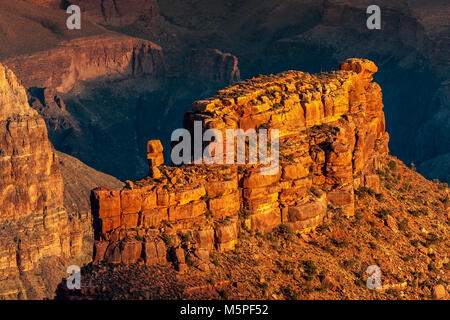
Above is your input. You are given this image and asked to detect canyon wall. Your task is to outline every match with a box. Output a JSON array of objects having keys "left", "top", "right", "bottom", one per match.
[
  {"left": 185, "top": 49, "right": 241, "bottom": 84},
  {"left": 25, "top": 0, "right": 63, "bottom": 9},
  {"left": 3, "top": 35, "right": 165, "bottom": 93},
  {"left": 320, "top": 0, "right": 448, "bottom": 73},
  {"left": 68, "top": 0, "right": 160, "bottom": 26},
  {"left": 0, "top": 64, "right": 88, "bottom": 299},
  {"left": 91, "top": 58, "right": 389, "bottom": 272},
  {"left": 26, "top": 0, "right": 160, "bottom": 25}
]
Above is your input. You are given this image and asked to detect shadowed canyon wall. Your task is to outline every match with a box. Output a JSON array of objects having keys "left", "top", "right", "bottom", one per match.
[{"left": 4, "top": 0, "right": 448, "bottom": 184}]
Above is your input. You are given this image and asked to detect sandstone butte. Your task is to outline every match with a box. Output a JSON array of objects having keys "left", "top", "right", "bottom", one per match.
[
  {"left": 0, "top": 64, "right": 91, "bottom": 299},
  {"left": 91, "top": 58, "right": 390, "bottom": 272}
]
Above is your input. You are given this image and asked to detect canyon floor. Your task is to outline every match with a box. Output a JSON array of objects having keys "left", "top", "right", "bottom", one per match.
[{"left": 58, "top": 157, "right": 449, "bottom": 300}]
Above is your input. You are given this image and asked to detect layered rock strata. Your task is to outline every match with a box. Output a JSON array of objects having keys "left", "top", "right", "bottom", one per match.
[
  {"left": 68, "top": 0, "right": 160, "bottom": 27},
  {"left": 185, "top": 49, "right": 241, "bottom": 84},
  {"left": 91, "top": 59, "right": 389, "bottom": 271},
  {"left": 3, "top": 35, "right": 164, "bottom": 93},
  {"left": 0, "top": 64, "right": 87, "bottom": 298}
]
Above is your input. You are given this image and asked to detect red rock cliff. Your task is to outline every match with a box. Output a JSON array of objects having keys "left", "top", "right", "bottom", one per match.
[
  {"left": 68, "top": 0, "right": 160, "bottom": 26},
  {"left": 91, "top": 58, "right": 389, "bottom": 272},
  {"left": 3, "top": 35, "right": 165, "bottom": 93},
  {"left": 0, "top": 64, "right": 86, "bottom": 299}
]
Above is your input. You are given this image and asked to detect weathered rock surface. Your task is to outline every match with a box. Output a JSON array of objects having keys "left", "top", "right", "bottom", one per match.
[
  {"left": 185, "top": 49, "right": 240, "bottom": 85},
  {"left": 68, "top": 0, "right": 160, "bottom": 27},
  {"left": 0, "top": 0, "right": 108, "bottom": 59},
  {"left": 0, "top": 64, "right": 79, "bottom": 298},
  {"left": 0, "top": 64, "right": 124, "bottom": 299},
  {"left": 4, "top": 35, "right": 164, "bottom": 94},
  {"left": 91, "top": 59, "right": 389, "bottom": 269},
  {"left": 25, "top": 0, "right": 63, "bottom": 8},
  {"left": 57, "top": 156, "right": 450, "bottom": 300}
]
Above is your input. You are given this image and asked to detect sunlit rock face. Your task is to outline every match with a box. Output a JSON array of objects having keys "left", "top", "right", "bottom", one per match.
[
  {"left": 3, "top": 35, "right": 165, "bottom": 94},
  {"left": 0, "top": 64, "right": 87, "bottom": 299},
  {"left": 91, "top": 59, "right": 389, "bottom": 271}
]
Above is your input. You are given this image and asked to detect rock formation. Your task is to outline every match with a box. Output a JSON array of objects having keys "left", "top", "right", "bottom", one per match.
[
  {"left": 4, "top": 35, "right": 165, "bottom": 94},
  {"left": 91, "top": 59, "right": 389, "bottom": 270},
  {"left": 0, "top": 64, "right": 81, "bottom": 298},
  {"left": 0, "top": 63, "right": 126, "bottom": 299},
  {"left": 25, "top": 0, "right": 63, "bottom": 9},
  {"left": 68, "top": 0, "right": 160, "bottom": 26},
  {"left": 185, "top": 49, "right": 241, "bottom": 84}
]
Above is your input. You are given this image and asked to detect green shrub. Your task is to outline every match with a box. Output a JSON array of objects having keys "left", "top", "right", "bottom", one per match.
[
  {"left": 239, "top": 208, "right": 249, "bottom": 219},
  {"left": 301, "top": 260, "right": 317, "bottom": 276},
  {"left": 356, "top": 187, "right": 375, "bottom": 198},
  {"left": 162, "top": 234, "right": 172, "bottom": 246},
  {"left": 388, "top": 160, "right": 397, "bottom": 171},
  {"left": 281, "top": 285, "right": 300, "bottom": 300},
  {"left": 398, "top": 218, "right": 409, "bottom": 232}
]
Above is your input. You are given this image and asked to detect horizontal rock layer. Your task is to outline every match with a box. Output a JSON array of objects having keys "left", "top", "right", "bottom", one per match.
[
  {"left": 0, "top": 64, "right": 86, "bottom": 299},
  {"left": 3, "top": 35, "right": 164, "bottom": 93},
  {"left": 91, "top": 58, "right": 389, "bottom": 270},
  {"left": 68, "top": 0, "right": 160, "bottom": 26}
]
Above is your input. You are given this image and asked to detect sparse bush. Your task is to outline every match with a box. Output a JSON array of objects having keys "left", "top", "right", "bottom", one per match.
[
  {"left": 356, "top": 187, "right": 375, "bottom": 198},
  {"left": 281, "top": 260, "right": 295, "bottom": 275},
  {"left": 310, "top": 186, "right": 322, "bottom": 198},
  {"left": 185, "top": 255, "right": 195, "bottom": 267},
  {"left": 278, "top": 224, "right": 292, "bottom": 235},
  {"left": 162, "top": 233, "right": 172, "bottom": 246},
  {"left": 180, "top": 233, "right": 191, "bottom": 243},
  {"left": 241, "top": 221, "right": 250, "bottom": 232},
  {"left": 261, "top": 282, "right": 269, "bottom": 290},
  {"left": 410, "top": 239, "right": 420, "bottom": 248},
  {"left": 218, "top": 289, "right": 228, "bottom": 300},
  {"left": 426, "top": 233, "right": 441, "bottom": 246},
  {"left": 438, "top": 182, "right": 448, "bottom": 191},
  {"left": 285, "top": 153, "right": 295, "bottom": 162},
  {"left": 375, "top": 193, "right": 384, "bottom": 201},
  {"left": 81, "top": 263, "right": 93, "bottom": 274},
  {"left": 355, "top": 211, "right": 364, "bottom": 221},
  {"left": 210, "top": 255, "right": 220, "bottom": 267},
  {"left": 388, "top": 160, "right": 397, "bottom": 171},
  {"left": 398, "top": 218, "right": 409, "bottom": 232},
  {"left": 281, "top": 285, "right": 300, "bottom": 300},
  {"left": 332, "top": 237, "right": 349, "bottom": 248},
  {"left": 239, "top": 208, "right": 249, "bottom": 219},
  {"left": 301, "top": 260, "right": 317, "bottom": 276}
]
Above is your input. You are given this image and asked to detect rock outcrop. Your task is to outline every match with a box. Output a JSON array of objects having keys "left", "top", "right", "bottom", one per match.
[
  {"left": 0, "top": 64, "right": 87, "bottom": 298},
  {"left": 0, "top": 63, "right": 127, "bottom": 299},
  {"left": 185, "top": 49, "right": 241, "bottom": 85},
  {"left": 91, "top": 58, "right": 389, "bottom": 269}
]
